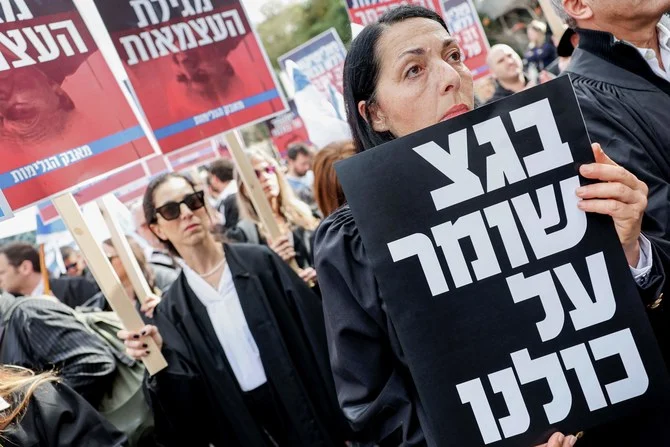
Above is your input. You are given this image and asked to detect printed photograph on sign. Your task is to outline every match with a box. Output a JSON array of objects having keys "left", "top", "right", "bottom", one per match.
[
  {"left": 94, "top": 0, "right": 287, "bottom": 153},
  {"left": 334, "top": 77, "right": 670, "bottom": 446},
  {"left": 345, "top": 0, "right": 443, "bottom": 26},
  {"left": 441, "top": 0, "right": 489, "bottom": 79},
  {"left": 278, "top": 28, "right": 346, "bottom": 95},
  {"left": 0, "top": 0, "right": 154, "bottom": 213}
]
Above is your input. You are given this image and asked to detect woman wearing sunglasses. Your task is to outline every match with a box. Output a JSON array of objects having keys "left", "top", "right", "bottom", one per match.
[
  {"left": 230, "top": 150, "right": 320, "bottom": 285},
  {"left": 314, "top": 6, "right": 665, "bottom": 447},
  {"left": 116, "top": 172, "right": 352, "bottom": 446}
]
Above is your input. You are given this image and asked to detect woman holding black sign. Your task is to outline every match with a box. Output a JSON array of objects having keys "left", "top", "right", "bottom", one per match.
[{"left": 314, "top": 6, "right": 665, "bottom": 447}]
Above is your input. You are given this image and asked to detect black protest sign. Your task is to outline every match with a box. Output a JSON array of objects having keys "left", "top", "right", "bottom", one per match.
[{"left": 336, "top": 76, "right": 670, "bottom": 446}]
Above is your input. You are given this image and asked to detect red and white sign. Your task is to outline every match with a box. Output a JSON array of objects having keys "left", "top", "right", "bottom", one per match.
[
  {"left": 93, "top": 0, "right": 287, "bottom": 153},
  {"left": 167, "top": 140, "right": 220, "bottom": 172},
  {"left": 38, "top": 154, "right": 170, "bottom": 223},
  {"left": 0, "top": 0, "right": 154, "bottom": 219},
  {"left": 345, "top": 0, "right": 443, "bottom": 26}
]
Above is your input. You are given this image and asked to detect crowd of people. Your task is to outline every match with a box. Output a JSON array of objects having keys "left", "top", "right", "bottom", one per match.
[{"left": 0, "top": 0, "right": 668, "bottom": 446}]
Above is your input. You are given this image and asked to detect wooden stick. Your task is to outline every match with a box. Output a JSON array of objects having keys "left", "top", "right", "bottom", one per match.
[
  {"left": 537, "top": 0, "right": 566, "bottom": 36},
  {"left": 38, "top": 244, "right": 52, "bottom": 296},
  {"left": 224, "top": 132, "right": 301, "bottom": 274},
  {"left": 98, "top": 195, "right": 153, "bottom": 305},
  {"left": 52, "top": 193, "right": 167, "bottom": 375}
]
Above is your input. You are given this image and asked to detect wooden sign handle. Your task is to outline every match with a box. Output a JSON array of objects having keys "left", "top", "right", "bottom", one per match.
[
  {"left": 98, "top": 195, "right": 154, "bottom": 304},
  {"left": 52, "top": 193, "right": 167, "bottom": 376},
  {"left": 225, "top": 132, "right": 302, "bottom": 274},
  {"left": 38, "top": 244, "right": 52, "bottom": 296},
  {"left": 537, "top": 0, "right": 567, "bottom": 36}
]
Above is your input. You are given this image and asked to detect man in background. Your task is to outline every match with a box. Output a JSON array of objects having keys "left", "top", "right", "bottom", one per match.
[
  {"left": 1, "top": 243, "right": 99, "bottom": 308},
  {"left": 550, "top": 1, "right": 670, "bottom": 444},
  {"left": 206, "top": 158, "right": 239, "bottom": 230},
  {"left": 285, "top": 143, "right": 316, "bottom": 209},
  {"left": 485, "top": 44, "right": 530, "bottom": 103},
  {"left": 60, "top": 245, "right": 93, "bottom": 280}
]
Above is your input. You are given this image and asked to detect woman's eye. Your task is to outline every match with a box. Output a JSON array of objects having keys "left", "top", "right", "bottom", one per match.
[
  {"left": 448, "top": 50, "right": 463, "bottom": 62},
  {"left": 406, "top": 65, "right": 422, "bottom": 79}
]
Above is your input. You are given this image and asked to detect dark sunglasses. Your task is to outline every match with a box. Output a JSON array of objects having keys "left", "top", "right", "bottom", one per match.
[
  {"left": 255, "top": 165, "right": 276, "bottom": 179},
  {"left": 65, "top": 262, "right": 78, "bottom": 271},
  {"left": 154, "top": 191, "right": 205, "bottom": 221}
]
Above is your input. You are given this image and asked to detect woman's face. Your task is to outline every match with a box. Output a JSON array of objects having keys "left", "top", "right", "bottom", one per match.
[
  {"left": 150, "top": 177, "right": 210, "bottom": 251},
  {"left": 102, "top": 243, "right": 126, "bottom": 283},
  {"left": 527, "top": 27, "right": 542, "bottom": 44},
  {"left": 251, "top": 157, "right": 280, "bottom": 201},
  {"left": 361, "top": 17, "right": 474, "bottom": 139}
]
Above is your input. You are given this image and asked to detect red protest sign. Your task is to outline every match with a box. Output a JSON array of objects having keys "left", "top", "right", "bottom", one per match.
[
  {"left": 94, "top": 0, "right": 287, "bottom": 153},
  {"left": 264, "top": 100, "right": 310, "bottom": 156},
  {"left": 167, "top": 140, "right": 219, "bottom": 172},
  {"left": 38, "top": 154, "right": 170, "bottom": 223},
  {"left": 442, "top": 0, "right": 490, "bottom": 79},
  {"left": 0, "top": 0, "right": 154, "bottom": 216},
  {"left": 115, "top": 155, "right": 170, "bottom": 205},
  {"left": 345, "top": 0, "right": 443, "bottom": 26}
]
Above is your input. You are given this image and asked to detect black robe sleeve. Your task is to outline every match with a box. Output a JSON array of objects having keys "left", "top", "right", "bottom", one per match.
[
  {"left": 571, "top": 78, "right": 669, "bottom": 314},
  {"left": 4, "top": 381, "right": 127, "bottom": 447},
  {"left": 144, "top": 308, "right": 223, "bottom": 447},
  {"left": 314, "top": 207, "right": 425, "bottom": 446}
]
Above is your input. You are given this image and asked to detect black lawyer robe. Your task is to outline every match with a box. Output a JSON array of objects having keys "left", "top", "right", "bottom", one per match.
[
  {"left": 3, "top": 381, "right": 128, "bottom": 447},
  {"left": 145, "top": 243, "right": 352, "bottom": 446}
]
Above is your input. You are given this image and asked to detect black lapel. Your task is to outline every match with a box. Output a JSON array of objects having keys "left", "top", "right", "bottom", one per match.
[{"left": 226, "top": 245, "right": 329, "bottom": 446}]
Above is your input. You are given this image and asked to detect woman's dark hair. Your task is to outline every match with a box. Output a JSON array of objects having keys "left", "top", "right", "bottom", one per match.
[
  {"left": 344, "top": 5, "right": 449, "bottom": 152},
  {"left": 142, "top": 172, "right": 198, "bottom": 256}
]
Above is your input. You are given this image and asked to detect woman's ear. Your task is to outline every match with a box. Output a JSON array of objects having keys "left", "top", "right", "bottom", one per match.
[
  {"left": 562, "top": 0, "right": 593, "bottom": 23},
  {"left": 358, "top": 100, "right": 390, "bottom": 133}
]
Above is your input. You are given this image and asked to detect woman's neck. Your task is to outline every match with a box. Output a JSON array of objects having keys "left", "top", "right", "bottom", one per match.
[{"left": 179, "top": 238, "right": 225, "bottom": 275}]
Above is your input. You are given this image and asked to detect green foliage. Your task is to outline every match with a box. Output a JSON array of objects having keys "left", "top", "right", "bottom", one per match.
[{"left": 257, "top": 0, "right": 351, "bottom": 70}]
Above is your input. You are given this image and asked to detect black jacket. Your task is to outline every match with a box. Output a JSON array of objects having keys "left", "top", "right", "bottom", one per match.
[
  {"left": 566, "top": 24, "right": 670, "bottom": 348},
  {"left": 0, "top": 294, "right": 117, "bottom": 408},
  {"left": 145, "top": 243, "right": 351, "bottom": 446},
  {"left": 3, "top": 381, "right": 127, "bottom": 447},
  {"left": 217, "top": 193, "right": 240, "bottom": 230},
  {"left": 49, "top": 276, "right": 100, "bottom": 309},
  {"left": 486, "top": 77, "right": 530, "bottom": 105},
  {"left": 563, "top": 21, "right": 670, "bottom": 447}
]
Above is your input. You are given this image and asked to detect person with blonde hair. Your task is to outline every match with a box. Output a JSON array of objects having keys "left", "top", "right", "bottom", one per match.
[
  {"left": 0, "top": 366, "right": 127, "bottom": 446},
  {"left": 231, "top": 150, "right": 319, "bottom": 284},
  {"left": 312, "top": 141, "right": 357, "bottom": 217}
]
